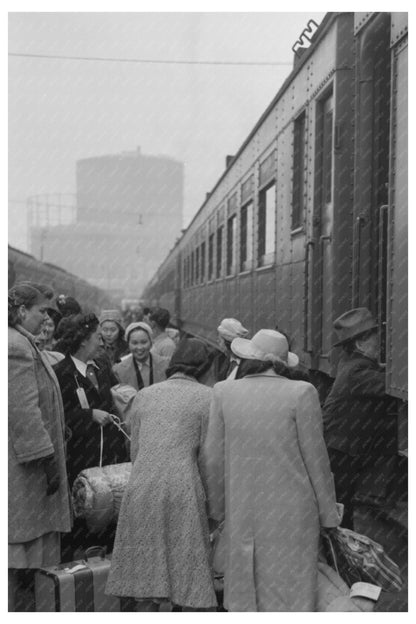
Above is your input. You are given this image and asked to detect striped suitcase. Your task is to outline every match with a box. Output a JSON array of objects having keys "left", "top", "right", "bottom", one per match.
[{"left": 35, "top": 547, "right": 134, "bottom": 612}]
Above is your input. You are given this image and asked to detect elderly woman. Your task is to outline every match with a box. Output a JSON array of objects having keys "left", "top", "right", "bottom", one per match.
[
  {"left": 98, "top": 309, "right": 129, "bottom": 365},
  {"left": 112, "top": 321, "right": 169, "bottom": 391},
  {"left": 200, "top": 330, "right": 340, "bottom": 612},
  {"left": 8, "top": 284, "right": 71, "bottom": 610},
  {"left": 106, "top": 338, "right": 217, "bottom": 612},
  {"left": 53, "top": 312, "right": 129, "bottom": 560}
]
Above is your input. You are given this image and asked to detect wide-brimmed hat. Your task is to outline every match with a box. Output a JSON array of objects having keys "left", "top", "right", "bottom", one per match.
[
  {"left": 231, "top": 329, "right": 299, "bottom": 367},
  {"left": 125, "top": 321, "right": 153, "bottom": 343},
  {"left": 217, "top": 318, "right": 248, "bottom": 342},
  {"left": 99, "top": 309, "right": 123, "bottom": 326},
  {"left": 333, "top": 308, "right": 378, "bottom": 347}
]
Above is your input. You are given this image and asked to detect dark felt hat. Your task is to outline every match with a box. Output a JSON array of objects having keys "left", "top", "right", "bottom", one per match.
[{"left": 333, "top": 307, "right": 378, "bottom": 347}]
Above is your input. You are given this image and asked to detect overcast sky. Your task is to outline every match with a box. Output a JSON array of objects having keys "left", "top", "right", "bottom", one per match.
[{"left": 8, "top": 11, "right": 326, "bottom": 252}]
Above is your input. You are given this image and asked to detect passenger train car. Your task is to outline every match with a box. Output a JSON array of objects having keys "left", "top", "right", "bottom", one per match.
[
  {"left": 8, "top": 245, "right": 115, "bottom": 313},
  {"left": 142, "top": 12, "right": 408, "bottom": 425}
]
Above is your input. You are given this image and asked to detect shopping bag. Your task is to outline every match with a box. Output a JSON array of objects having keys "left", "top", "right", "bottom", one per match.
[{"left": 321, "top": 527, "right": 402, "bottom": 592}]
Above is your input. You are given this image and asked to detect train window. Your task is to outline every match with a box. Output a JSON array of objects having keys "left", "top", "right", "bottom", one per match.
[
  {"left": 191, "top": 251, "right": 195, "bottom": 286},
  {"left": 292, "top": 111, "right": 306, "bottom": 230},
  {"left": 226, "top": 214, "right": 237, "bottom": 276},
  {"left": 258, "top": 182, "right": 276, "bottom": 267},
  {"left": 240, "top": 201, "right": 253, "bottom": 272},
  {"left": 216, "top": 225, "right": 223, "bottom": 278},
  {"left": 195, "top": 246, "right": 200, "bottom": 283},
  {"left": 208, "top": 233, "right": 214, "bottom": 281},
  {"left": 200, "top": 241, "right": 206, "bottom": 283},
  {"left": 183, "top": 257, "right": 187, "bottom": 288},
  {"left": 323, "top": 105, "right": 333, "bottom": 203}
]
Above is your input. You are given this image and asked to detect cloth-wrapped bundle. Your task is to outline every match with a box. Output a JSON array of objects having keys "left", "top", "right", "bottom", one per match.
[{"left": 72, "top": 463, "right": 132, "bottom": 533}]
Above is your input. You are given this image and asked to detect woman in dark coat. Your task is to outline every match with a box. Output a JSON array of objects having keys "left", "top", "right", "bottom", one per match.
[{"left": 53, "top": 312, "right": 129, "bottom": 560}]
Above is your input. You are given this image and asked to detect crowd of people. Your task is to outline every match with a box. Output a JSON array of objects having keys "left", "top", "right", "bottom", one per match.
[{"left": 8, "top": 281, "right": 400, "bottom": 612}]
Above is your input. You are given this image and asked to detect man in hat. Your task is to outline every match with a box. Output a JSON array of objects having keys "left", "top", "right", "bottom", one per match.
[
  {"left": 214, "top": 318, "right": 249, "bottom": 382},
  {"left": 323, "top": 308, "right": 398, "bottom": 529}
]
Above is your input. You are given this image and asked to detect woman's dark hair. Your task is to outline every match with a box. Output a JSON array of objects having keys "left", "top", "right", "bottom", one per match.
[
  {"left": 166, "top": 337, "right": 213, "bottom": 380},
  {"left": 55, "top": 312, "right": 99, "bottom": 355},
  {"left": 46, "top": 307, "right": 62, "bottom": 329},
  {"left": 237, "top": 358, "right": 309, "bottom": 382},
  {"left": 8, "top": 284, "right": 45, "bottom": 327},
  {"left": 17, "top": 281, "right": 54, "bottom": 300},
  {"left": 56, "top": 294, "right": 82, "bottom": 317}
]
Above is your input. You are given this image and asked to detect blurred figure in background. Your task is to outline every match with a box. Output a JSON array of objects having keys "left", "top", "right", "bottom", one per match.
[
  {"left": 214, "top": 318, "right": 249, "bottom": 381},
  {"left": 56, "top": 294, "right": 82, "bottom": 318},
  {"left": 99, "top": 309, "right": 129, "bottom": 365},
  {"left": 8, "top": 283, "right": 71, "bottom": 611},
  {"left": 149, "top": 307, "right": 176, "bottom": 359}
]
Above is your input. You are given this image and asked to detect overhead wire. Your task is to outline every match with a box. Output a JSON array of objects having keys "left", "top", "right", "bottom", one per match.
[{"left": 9, "top": 51, "right": 293, "bottom": 67}]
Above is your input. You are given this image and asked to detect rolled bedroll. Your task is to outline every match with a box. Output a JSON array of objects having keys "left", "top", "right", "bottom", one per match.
[{"left": 72, "top": 462, "right": 132, "bottom": 533}]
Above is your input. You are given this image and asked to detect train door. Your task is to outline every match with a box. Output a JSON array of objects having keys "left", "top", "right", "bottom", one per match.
[{"left": 310, "top": 89, "right": 335, "bottom": 374}]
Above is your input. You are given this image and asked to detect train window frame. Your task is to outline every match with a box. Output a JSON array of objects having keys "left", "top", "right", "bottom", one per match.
[
  {"left": 208, "top": 232, "right": 215, "bottom": 282},
  {"left": 226, "top": 213, "right": 237, "bottom": 276},
  {"left": 257, "top": 180, "right": 276, "bottom": 268},
  {"left": 292, "top": 110, "right": 306, "bottom": 233},
  {"left": 195, "top": 246, "right": 200, "bottom": 284},
  {"left": 216, "top": 225, "right": 224, "bottom": 279},
  {"left": 240, "top": 199, "right": 254, "bottom": 273},
  {"left": 200, "top": 241, "right": 206, "bottom": 284}
]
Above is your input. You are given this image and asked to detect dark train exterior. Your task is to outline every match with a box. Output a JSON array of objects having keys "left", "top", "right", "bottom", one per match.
[
  {"left": 142, "top": 13, "right": 407, "bottom": 420},
  {"left": 8, "top": 245, "right": 115, "bottom": 313}
]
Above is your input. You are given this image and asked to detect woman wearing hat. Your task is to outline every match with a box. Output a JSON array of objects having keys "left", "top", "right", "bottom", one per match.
[
  {"left": 200, "top": 329, "right": 340, "bottom": 612},
  {"left": 112, "top": 322, "right": 169, "bottom": 391},
  {"left": 323, "top": 308, "right": 398, "bottom": 530},
  {"left": 106, "top": 338, "right": 217, "bottom": 612},
  {"left": 98, "top": 309, "right": 129, "bottom": 365}
]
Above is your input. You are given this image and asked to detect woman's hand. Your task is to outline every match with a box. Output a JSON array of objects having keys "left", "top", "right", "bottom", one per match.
[
  {"left": 42, "top": 455, "right": 60, "bottom": 496},
  {"left": 92, "top": 409, "right": 112, "bottom": 426}
]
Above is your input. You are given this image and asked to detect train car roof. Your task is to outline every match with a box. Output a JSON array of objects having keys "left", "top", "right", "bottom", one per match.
[{"left": 182, "top": 12, "right": 337, "bottom": 237}]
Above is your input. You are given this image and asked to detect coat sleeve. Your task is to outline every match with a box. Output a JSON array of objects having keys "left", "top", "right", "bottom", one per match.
[
  {"left": 129, "top": 394, "right": 143, "bottom": 463},
  {"left": 199, "top": 384, "right": 226, "bottom": 523},
  {"left": 348, "top": 363, "right": 386, "bottom": 398},
  {"left": 8, "top": 340, "right": 55, "bottom": 463},
  {"left": 295, "top": 383, "right": 340, "bottom": 527}
]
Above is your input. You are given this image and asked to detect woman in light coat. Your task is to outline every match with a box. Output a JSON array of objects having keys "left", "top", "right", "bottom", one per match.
[
  {"left": 106, "top": 338, "right": 217, "bottom": 611},
  {"left": 112, "top": 322, "right": 169, "bottom": 391},
  {"left": 200, "top": 330, "right": 340, "bottom": 612},
  {"left": 8, "top": 284, "right": 72, "bottom": 610}
]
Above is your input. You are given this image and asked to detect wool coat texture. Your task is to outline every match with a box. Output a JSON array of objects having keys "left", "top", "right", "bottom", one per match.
[
  {"left": 53, "top": 355, "right": 129, "bottom": 487},
  {"left": 106, "top": 375, "right": 217, "bottom": 609},
  {"left": 8, "top": 326, "right": 72, "bottom": 546},
  {"left": 199, "top": 370, "right": 340, "bottom": 612},
  {"left": 112, "top": 352, "right": 169, "bottom": 391}
]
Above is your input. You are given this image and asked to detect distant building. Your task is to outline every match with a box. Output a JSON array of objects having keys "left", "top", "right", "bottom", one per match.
[{"left": 29, "top": 148, "right": 184, "bottom": 300}]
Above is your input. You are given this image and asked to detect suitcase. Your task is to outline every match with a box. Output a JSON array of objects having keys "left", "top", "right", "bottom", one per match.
[{"left": 35, "top": 546, "right": 134, "bottom": 612}]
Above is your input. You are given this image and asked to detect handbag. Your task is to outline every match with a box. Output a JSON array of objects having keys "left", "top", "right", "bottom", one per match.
[{"left": 321, "top": 527, "right": 402, "bottom": 592}]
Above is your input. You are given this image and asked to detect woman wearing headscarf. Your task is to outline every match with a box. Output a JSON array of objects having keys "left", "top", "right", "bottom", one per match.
[
  {"left": 8, "top": 284, "right": 71, "bottom": 610},
  {"left": 200, "top": 330, "right": 340, "bottom": 612},
  {"left": 106, "top": 338, "right": 217, "bottom": 612},
  {"left": 53, "top": 312, "right": 129, "bottom": 560},
  {"left": 98, "top": 309, "right": 129, "bottom": 365},
  {"left": 112, "top": 321, "right": 169, "bottom": 391}
]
